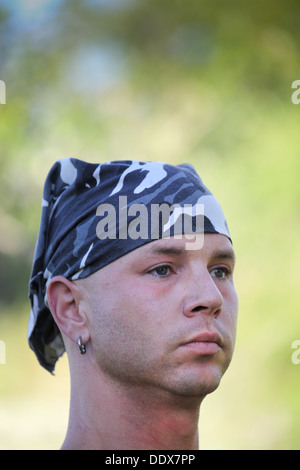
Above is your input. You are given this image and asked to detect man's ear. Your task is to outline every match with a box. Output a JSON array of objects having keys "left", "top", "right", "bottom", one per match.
[{"left": 47, "top": 276, "right": 89, "bottom": 346}]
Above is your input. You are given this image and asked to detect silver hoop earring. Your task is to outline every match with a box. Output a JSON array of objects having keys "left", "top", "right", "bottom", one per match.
[{"left": 77, "top": 336, "right": 86, "bottom": 355}]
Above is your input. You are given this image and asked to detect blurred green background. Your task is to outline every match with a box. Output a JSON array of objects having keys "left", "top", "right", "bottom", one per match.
[{"left": 0, "top": 0, "right": 300, "bottom": 450}]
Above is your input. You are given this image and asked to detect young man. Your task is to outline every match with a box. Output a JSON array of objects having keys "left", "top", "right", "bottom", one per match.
[{"left": 28, "top": 158, "right": 238, "bottom": 450}]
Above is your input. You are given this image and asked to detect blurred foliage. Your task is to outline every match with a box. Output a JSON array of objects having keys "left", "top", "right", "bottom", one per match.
[{"left": 0, "top": 0, "right": 300, "bottom": 449}]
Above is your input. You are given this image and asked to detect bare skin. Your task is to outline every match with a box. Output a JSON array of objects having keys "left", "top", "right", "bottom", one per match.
[{"left": 47, "top": 234, "right": 238, "bottom": 450}]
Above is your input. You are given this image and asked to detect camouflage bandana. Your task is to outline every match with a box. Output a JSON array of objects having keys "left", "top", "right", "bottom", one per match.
[{"left": 28, "top": 158, "right": 231, "bottom": 373}]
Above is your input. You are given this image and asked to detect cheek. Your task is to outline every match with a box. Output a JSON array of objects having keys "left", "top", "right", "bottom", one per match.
[
  {"left": 89, "top": 294, "right": 132, "bottom": 348},
  {"left": 230, "top": 285, "right": 239, "bottom": 325},
  {"left": 88, "top": 303, "right": 171, "bottom": 385},
  {"left": 88, "top": 288, "right": 163, "bottom": 367},
  {"left": 222, "top": 285, "right": 239, "bottom": 347}
]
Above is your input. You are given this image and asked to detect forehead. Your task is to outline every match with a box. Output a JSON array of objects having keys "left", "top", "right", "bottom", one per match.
[{"left": 111, "top": 233, "right": 235, "bottom": 267}]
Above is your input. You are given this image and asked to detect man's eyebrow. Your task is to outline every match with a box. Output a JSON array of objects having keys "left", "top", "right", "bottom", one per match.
[
  {"left": 210, "top": 249, "right": 236, "bottom": 264},
  {"left": 148, "top": 246, "right": 187, "bottom": 257},
  {"left": 145, "top": 244, "right": 236, "bottom": 262}
]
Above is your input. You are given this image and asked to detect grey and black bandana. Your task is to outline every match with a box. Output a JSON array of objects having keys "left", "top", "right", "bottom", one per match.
[{"left": 28, "top": 158, "right": 231, "bottom": 373}]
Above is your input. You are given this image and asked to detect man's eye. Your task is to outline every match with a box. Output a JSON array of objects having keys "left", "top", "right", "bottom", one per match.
[
  {"left": 147, "top": 265, "right": 172, "bottom": 277},
  {"left": 153, "top": 265, "right": 170, "bottom": 277},
  {"left": 211, "top": 267, "right": 229, "bottom": 279}
]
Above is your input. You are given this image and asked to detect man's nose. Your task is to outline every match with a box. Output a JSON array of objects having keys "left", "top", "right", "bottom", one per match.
[{"left": 182, "top": 270, "right": 224, "bottom": 319}]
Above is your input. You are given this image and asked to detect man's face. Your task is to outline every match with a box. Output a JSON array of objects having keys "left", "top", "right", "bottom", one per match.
[{"left": 79, "top": 233, "right": 238, "bottom": 399}]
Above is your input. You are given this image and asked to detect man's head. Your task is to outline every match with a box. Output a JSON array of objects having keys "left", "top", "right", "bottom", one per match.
[{"left": 28, "top": 158, "right": 237, "bottom": 387}]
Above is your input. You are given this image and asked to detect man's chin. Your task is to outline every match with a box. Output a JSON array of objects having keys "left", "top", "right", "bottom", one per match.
[{"left": 165, "top": 368, "right": 224, "bottom": 399}]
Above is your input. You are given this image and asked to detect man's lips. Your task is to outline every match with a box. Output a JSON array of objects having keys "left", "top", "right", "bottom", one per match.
[{"left": 179, "top": 331, "right": 223, "bottom": 355}]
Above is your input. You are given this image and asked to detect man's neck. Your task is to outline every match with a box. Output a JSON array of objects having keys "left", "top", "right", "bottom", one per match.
[{"left": 62, "top": 369, "right": 202, "bottom": 450}]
